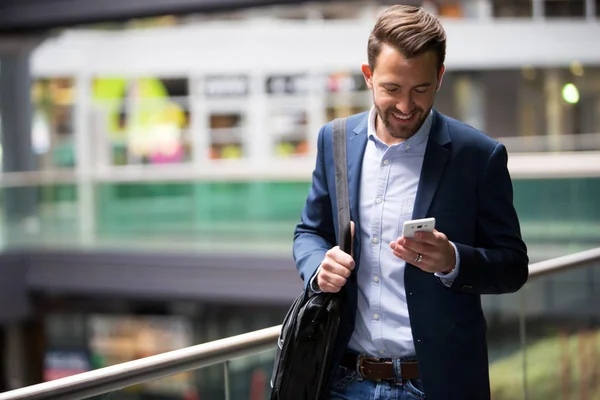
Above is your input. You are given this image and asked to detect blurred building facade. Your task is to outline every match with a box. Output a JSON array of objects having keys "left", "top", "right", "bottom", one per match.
[{"left": 26, "top": 0, "right": 600, "bottom": 172}]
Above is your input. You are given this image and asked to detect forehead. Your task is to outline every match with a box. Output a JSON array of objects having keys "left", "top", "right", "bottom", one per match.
[{"left": 372, "top": 44, "right": 438, "bottom": 81}]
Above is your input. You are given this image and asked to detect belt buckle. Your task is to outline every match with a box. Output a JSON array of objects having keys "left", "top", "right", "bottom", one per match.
[{"left": 357, "top": 354, "right": 381, "bottom": 382}]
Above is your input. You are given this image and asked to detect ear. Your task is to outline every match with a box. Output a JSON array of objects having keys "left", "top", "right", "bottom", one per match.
[
  {"left": 436, "top": 64, "right": 446, "bottom": 91},
  {"left": 361, "top": 63, "right": 374, "bottom": 90}
]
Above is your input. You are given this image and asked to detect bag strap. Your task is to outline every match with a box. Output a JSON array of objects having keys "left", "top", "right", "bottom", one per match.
[{"left": 332, "top": 118, "right": 352, "bottom": 255}]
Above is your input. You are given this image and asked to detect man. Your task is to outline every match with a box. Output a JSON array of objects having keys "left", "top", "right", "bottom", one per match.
[{"left": 293, "top": 5, "right": 529, "bottom": 400}]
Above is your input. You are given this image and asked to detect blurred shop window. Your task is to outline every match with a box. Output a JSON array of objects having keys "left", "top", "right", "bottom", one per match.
[
  {"left": 271, "top": 107, "right": 309, "bottom": 157},
  {"left": 86, "top": 314, "right": 197, "bottom": 398},
  {"left": 204, "top": 75, "right": 250, "bottom": 160},
  {"left": 325, "top": 71, "right": 371, "bottom": 121},
  {"left": 209, "top": 113, "right": 245, "bottom": 159},
  {"left": 44, "top": 314, "right": 90, "bottom": 381},
  {"left": 544, "top": 0, "right": 585, "bottom": 17},
  {"left": 262, "top": 2, "right": 362, "bottom": 20},
  {"left": 92, "top": 77, "right": 191, "bottom": 166},
  {"left": 82, "top": 15, "right": 181, "bottom": 30},
  {"left": 492, "top": 0, "right": 533, "bottom": 17},
  {"left": 31, "top": 78, "right": 76, "bottom": 169},
  {"left": 266, "top": 74, "right": 310, "bottom": 157},
  {"left": 437, "top": 2, "right": 464, "bottom": 18}
]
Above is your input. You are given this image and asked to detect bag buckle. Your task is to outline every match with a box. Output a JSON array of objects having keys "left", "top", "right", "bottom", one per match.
[{"left": 357, "top": 355, "right": 381, "bottom": 382}]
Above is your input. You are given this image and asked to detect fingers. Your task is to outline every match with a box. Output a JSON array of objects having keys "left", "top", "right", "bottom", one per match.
[
  {"left": 317, "top": 278, "right": 344, "bottom": 293},
  {"left": 317, "top": 221, "right": 357, "bottom": 293},
  {"left": 318, "top": 246, "right": 355, "bottom": 293},
  {"left": 391, "top": 237, "right": 432, "bottom": 255},
  {"left": 325, "top": 245, "right": 355, "bottom": 269},
  {"left": 389, "top": 230, "right": 454, "bottom": 274},
  {"left": 407, "top": 229, "right": 446, "bottom": 245},
  {"left": 317, "top": 267, "right": 346, "bottom": 293},
  {"left": 390, "top": 242, "right": 432, "bottom": 266}
]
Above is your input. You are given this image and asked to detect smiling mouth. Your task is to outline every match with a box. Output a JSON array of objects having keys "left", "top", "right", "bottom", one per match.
[{"left": 391, "top": 111, "right": 416, "bottom": 123}]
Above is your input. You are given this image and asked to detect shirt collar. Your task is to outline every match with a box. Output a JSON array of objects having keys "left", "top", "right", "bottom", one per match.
[{"left": 367, "top": 106, "right": 433, "bottom": 149}]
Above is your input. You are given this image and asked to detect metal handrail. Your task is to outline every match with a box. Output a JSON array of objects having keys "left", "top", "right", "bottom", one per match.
[
  {"left": 528, "top": 246, "right": 600, "bottom": 278},
  {"left": 0, "top": 325, "right": 281, "bottom": 400},
  {"left": 1, "top": 247, "right": 600, "bottom": 400}
]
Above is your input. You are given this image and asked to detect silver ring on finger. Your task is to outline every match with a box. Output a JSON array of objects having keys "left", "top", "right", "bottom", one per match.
[{"left": 414, "top": 253, "right": 423, "bottom": 263}]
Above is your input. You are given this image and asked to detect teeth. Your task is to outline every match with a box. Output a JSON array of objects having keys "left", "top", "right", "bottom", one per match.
[{"left": 393, "top": 112, "right": 412, "bottom": 120}]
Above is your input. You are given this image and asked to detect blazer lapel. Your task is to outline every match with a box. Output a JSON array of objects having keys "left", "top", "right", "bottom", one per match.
[{"left": 412, "top": 110, "right": 451, "bottom": 219}]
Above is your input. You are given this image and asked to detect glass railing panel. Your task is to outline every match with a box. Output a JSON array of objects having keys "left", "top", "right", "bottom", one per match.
[
  {"left": 81, "top": 370, "right": 204, "bottom": 400},
  {"left": 514, "top": 177, "right": 600, "bottom": 263},
  {"left": 1, "top": 184, "right": 78, "bottom": 250},
  {"left": 522, "top": 261, "right": 600, "bottom": 399},
  {"left": 485, "top": 290, "right": 525, "bottom": 399},
  {"left": 79, "top": 348, "right": 277, "bottom": 400},
  {"left": 224, "top": 349, "right": 276, "bottom": 400},
  {"left": 1, "top": 175, "right": 600, "bottom": 261}
]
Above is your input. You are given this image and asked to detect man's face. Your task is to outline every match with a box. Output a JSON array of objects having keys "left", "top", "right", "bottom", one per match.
[{"left": 362, "top": 44, "right": 444, "bottom": 141}]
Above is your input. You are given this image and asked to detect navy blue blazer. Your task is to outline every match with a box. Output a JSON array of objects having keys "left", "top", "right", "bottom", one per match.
[{"left": 293, "top": 109, "right": 529, "bottom": 400}]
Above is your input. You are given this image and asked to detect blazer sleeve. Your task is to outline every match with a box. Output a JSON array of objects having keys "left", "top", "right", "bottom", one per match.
[
  {"left": 293, "top": 125, "right": 337, "bottom": 289},
  {"left": 451, "top": 142, "right": 529, "bottom": 294}
]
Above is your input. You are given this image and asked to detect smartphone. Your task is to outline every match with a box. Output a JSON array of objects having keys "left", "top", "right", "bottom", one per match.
[{"left": 402, "top": 217, "right": 436, "bottom": 239}]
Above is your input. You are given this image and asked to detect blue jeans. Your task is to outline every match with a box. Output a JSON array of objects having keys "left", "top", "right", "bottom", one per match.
[{"left": 328, "top": 359, "right": 426, "bottom": 400}]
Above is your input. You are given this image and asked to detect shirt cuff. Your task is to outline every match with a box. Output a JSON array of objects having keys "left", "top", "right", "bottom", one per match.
[
  {"left": 434, "top": 242, "right": 460, "bottom": 287},
  {"left": 309, "top": 265, "right": 322, "bottom": 294}
]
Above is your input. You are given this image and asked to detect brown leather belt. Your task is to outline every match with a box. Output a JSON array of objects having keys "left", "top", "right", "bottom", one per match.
[{"left": 340, "top": 351, "right": 419, "bottom": 382}]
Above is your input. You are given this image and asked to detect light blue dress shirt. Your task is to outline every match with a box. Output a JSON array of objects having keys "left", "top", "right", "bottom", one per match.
[{"left": 346, "top": 107, "right": 459, "bottom": 358}]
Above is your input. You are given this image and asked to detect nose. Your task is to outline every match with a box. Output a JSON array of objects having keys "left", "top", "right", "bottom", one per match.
[{"left": 396, "top": 93, "right": 413, "bottom": 114}]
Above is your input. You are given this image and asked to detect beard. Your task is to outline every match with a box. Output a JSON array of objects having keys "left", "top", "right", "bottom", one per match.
[{"left": 375, "top": 103, "right": 432, "bottom": 140}]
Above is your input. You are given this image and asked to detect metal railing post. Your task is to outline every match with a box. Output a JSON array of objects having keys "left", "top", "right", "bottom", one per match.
[{"left": 224, "top": 361, "right": 231, "bottom": 400}]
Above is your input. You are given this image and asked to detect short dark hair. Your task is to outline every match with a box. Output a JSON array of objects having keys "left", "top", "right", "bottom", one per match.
[{"left": 368, "top": 5, "right": 446, "bottom": 72}]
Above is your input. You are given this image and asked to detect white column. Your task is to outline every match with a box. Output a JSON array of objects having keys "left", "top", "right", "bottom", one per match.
[
  {"left": 247, "top": 71, "right": 270, "bottom": 166},
  {"left": 190, "top": 76, "right": 209, "bottom": 169},
  {"left": 477, "top": 0, "right": 493, "bottom": 19},
  {"left": 518, "top": 81, "right": 537, "bottom": 138},
  {"left": 594, "top": 95, "right": 600, "bottom": 134},
  {"left": 74, "top": 73, "right": 95, "bottom": 245},
  {"left": 307, "top": 71, "right": 326, "bottom": 157},
  {"left": 544, "top": 69, "right": 565, "bottom": 152},
  {"left": 462, "top": 0, "right": 493, "bottom": 19},
  {"left": 532, "top": 0, "right": 545, "bottom": 20},
  {"left": 454, "top": 73, "right": 486, "bottom": 132},
  {"left": 586, "top": 0, "right": 596, "bottom": 21}
]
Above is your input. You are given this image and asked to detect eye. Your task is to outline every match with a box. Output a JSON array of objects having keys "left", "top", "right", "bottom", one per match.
[
  {"left": 384, "top": 87, "right": 397, "bottom": 93},
  {"left": 414, "top": 88, "right": 428, "bottom": 94}
]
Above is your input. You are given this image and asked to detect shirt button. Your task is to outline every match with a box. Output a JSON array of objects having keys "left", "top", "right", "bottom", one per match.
[
  {"left": 372, "top": 237, "right": 379, "bottom": 244},
  {"left": 373, "top": 313, "right": 380, "bottom": 320},
  {"left": 383, "top": 159, "right": 390, "bottom": 165},
  {"left": 373, "top": 276, "right": 380, "bottom": 283},
  {"left": 375, "top": 197, "right": 382, "bottom": 204},
  {"left": 379, "top": 350, "right": 385, "bottom": 355},
  {"left": 406, "top": 144, "right": 411, "bottom": 150}
]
